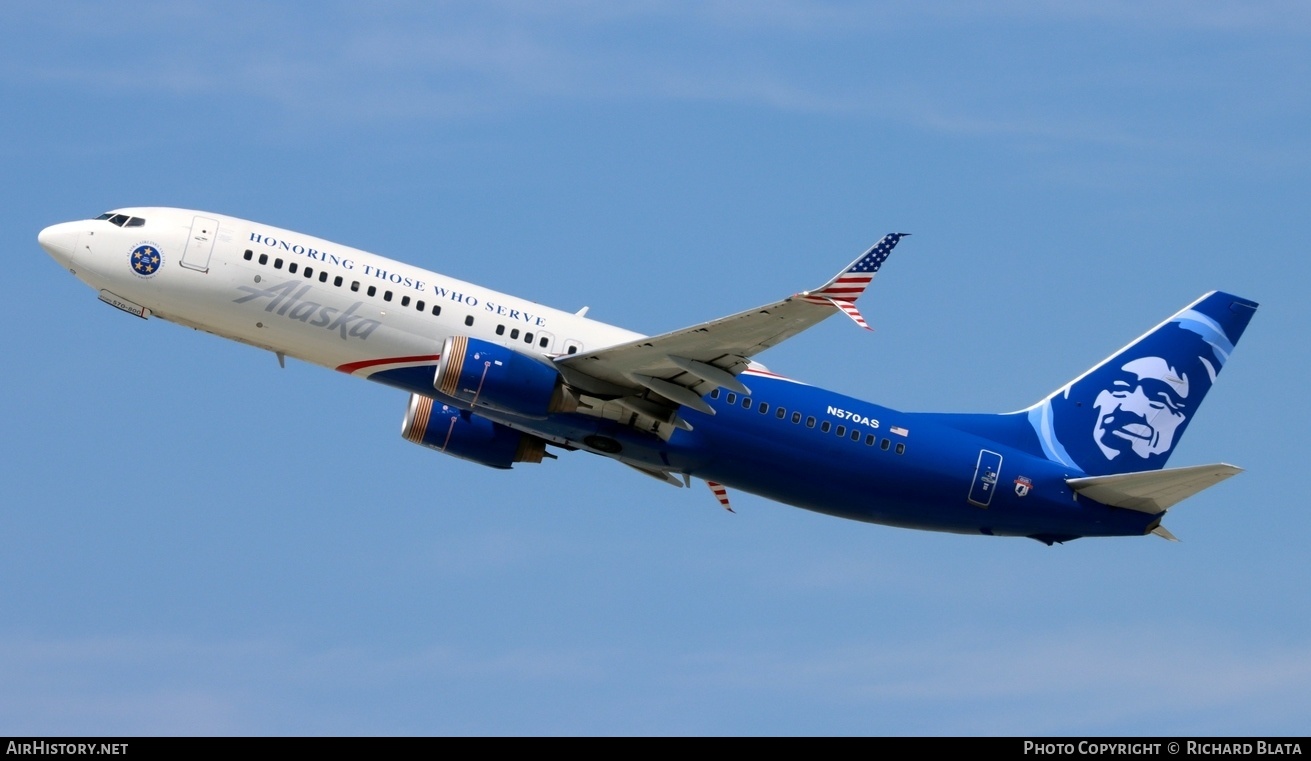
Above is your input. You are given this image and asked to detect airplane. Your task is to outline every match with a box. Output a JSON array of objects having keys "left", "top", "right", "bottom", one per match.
[{"left": 38, "top": 208, "right": 1258, "bottom": 544}]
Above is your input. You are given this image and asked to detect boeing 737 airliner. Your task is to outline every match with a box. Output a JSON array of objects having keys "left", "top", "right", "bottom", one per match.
[{"left": 39, "top": 208, "right": 1258, "bottom": 543}]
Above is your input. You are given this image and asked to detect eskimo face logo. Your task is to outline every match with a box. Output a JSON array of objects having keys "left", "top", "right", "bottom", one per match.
[
  {"left": 129, "top": 243, "right": 163, "bottom": 277},
  {"left": 1091, "top": 356, "right": 1189, "bottom": 461},
  {"left": 1037, "top": 319, "right": 1224, "bottom": 474}
]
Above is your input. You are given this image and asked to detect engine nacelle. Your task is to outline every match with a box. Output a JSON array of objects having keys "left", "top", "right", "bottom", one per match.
[
  {"left": 401, "top": 394, "right": 548, "bottom": 469},
  {"left": 435, "top": 335, "right": 577, "bottom": 419}
]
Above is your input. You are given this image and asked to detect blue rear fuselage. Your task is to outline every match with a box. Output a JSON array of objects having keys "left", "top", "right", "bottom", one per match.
[{"left": 368, "top": 365, "right": 1155, "bottom": 540}]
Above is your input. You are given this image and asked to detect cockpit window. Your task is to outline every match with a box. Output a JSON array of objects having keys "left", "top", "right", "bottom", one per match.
[{"left": 97, "top": 213, "right": 147, "bottom": 227}]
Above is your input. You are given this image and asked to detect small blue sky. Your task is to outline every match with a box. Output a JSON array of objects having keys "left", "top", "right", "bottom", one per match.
[{"left": 3, "top": 2, "right": 1309, "bottom": 735}]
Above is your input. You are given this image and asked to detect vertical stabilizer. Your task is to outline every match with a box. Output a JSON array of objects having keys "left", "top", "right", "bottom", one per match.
[{"left": 1024, "top": 291, "right": 1257, "bottom": 476}]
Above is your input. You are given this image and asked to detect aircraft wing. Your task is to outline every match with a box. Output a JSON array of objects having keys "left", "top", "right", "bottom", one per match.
[{"left": 554, "top": 234, "right": 907, "bottom": 416}]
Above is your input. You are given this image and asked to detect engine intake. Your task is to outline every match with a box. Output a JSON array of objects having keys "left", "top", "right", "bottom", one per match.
[{"left": 401, "top": 394, "right": 548, "bottom": 469}]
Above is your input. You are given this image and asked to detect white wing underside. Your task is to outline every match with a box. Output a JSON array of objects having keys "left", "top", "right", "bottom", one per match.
[
  {"left": 554, "top": 235, "right": 908, "bottom": 513},
  {"left": 556, "top": 295, "right": 840, "bottom": 399},
  {"left": 554, "top": 234, "right": 908, "bottom": 414}
]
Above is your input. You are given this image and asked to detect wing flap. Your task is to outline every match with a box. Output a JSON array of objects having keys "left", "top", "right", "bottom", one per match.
[{"left": 1066, "top": 463, "right": 1243, "bottom": 514}]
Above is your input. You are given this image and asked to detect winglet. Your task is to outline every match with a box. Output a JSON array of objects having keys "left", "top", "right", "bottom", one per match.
[
  {"left": 801, "top": 233, "right": 908, "bottom": 330},
  {"left": 1151, "top": 524, "right": 1180, "bottom": 542},
  {"left": 706, "top": 480, "right": 735, "bottom": 513}
]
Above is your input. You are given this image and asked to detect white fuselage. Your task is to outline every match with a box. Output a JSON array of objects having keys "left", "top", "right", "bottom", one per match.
[{"left": 41, "top": 207, "right": 642, "bottom": 382}]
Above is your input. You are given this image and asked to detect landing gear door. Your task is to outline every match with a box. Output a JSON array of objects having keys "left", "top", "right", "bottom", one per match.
[
  {"left": 180, "top": 215, "right": 219, "bottom": 273},
  {"left": 968, "top": 449, "right": 1003, "bottom": 508}
]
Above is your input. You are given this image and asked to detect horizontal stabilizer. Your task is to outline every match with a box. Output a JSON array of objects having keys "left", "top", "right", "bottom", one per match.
[{"left": 1067, "top": 463, "right": 1242, "bottom": 514}]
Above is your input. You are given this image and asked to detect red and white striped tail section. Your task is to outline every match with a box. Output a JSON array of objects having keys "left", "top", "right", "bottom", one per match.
[
  {"left": 706, "top": 480, "right": 735, "bottom": 513},
  {"left": 800, "top": 233, "right": 907, "bottom": 331}
]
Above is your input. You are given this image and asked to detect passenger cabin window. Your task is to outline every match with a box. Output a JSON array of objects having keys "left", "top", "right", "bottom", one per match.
[
  {"left": 880, "top": 439, "right": 890, "bottom": 450},
  {"left": 821, "top": 421, "right": 831, "bottom": 433},
  {"left": 367, "top": 285, "right": 376, "bottom": 297},
  {"left": 384, "top": 291, "right": 393, "bottom": 302},
  {"left": 836, "top": 425, "right": 846, "bottom": 437},
  {"left": 726, "top": 393, "right": 737, "bottom": 405},
  {"left": 539, "top": 336, "right": 549, "bottom": 348},
  {"left": 496, "top": 325, "right": 506, "bottom": 336},
  {"left": 806, "top": 416, "right": 816, "bottom": 429},
  {"left": 464, "top": 315, "right": 474, "bottom": 327},
  {"left": 334, "top": 275, "right": 343, "bottom": 287},
  {"left": 791, "top": 412, "right": 801, "bottom": 424},
  {"left": 350, "top": 281, "right": 360, "bottom": 292},
  {"left": 287, "top": 262, "right": 297, "bottom": 274},
  {"left": 258, "top": 254, "right": 269, "bottom": 265},
  {"left": 273, "top": 258, "right": 283, "bottom": 269},
  {"left": 243, "top": 250, "right": 253, "bottom": 261}
]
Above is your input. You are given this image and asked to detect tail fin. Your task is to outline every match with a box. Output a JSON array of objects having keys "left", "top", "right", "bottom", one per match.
[
  {"left": 1024, "top": 291, "right": 1258, "bottom": 476},
  {"left": 919, "top": 291, "right": 1258, "bottom": 476}
]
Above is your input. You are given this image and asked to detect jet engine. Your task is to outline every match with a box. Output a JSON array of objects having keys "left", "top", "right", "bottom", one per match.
[
  {"left": 434, "top": 335, "right": 577, "bottom": 418},
  {"left": 401, "top": 394, "right": 549, "bottom": 469}
]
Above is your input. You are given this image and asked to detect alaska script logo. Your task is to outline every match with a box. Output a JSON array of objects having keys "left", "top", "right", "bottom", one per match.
[{"left": 233, "top": 280, "right": 380, "bottom": 340}]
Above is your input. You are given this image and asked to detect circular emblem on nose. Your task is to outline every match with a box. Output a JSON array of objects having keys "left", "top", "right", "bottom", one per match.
[{"left": 129, "top": 244, "right": 163, "bottom": 277}]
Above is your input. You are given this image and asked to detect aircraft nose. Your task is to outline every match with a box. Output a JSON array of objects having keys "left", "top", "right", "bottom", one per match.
[{"left": 38, "top": 222, "right": 78, "bottom": 265}]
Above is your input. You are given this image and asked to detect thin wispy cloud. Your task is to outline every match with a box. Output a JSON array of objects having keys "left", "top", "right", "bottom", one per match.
[
  {"left": 7, "top": 1, "right": 1304, "bottom": 149},
  {"left": 4, "top": 627, "right": 1308, "bottom": 733}
]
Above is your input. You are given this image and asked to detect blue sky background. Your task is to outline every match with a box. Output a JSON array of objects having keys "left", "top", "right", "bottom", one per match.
[{"left": 3, "top": 1, "right": 1309, "bottom": 735}]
